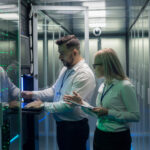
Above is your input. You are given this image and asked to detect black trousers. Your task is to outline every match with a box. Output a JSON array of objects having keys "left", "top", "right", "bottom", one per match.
[
  {"left": 56, "top": 118, "right": 89, "bottom": 150},
  {"left": 93, "top": 127, "right": 132, "bottom": 150}
]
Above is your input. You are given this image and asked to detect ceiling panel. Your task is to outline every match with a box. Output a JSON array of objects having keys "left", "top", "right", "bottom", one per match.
[{"left": 29, "top": 0, "right": 127, "bottom": 35}]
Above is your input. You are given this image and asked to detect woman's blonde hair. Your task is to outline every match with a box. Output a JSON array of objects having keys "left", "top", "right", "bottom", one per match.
[{"left": 95, "top": 48, "right": 127, "bottom": 81}]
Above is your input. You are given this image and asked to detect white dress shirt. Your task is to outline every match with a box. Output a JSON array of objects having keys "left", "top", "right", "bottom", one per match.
[
  {"left": 33, "top": 59, "right": 96, "bottom": 121},
  {"left": 0, "top": 67, "right": 20, "bottom": 102}
]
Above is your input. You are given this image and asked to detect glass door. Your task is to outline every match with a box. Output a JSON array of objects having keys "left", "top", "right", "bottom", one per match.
[
  {"left": 0, "top": 1, "right": 21, "bottom": 150},
  {"left": 32, "top": 6, "right": 89, "bottom": 150}
]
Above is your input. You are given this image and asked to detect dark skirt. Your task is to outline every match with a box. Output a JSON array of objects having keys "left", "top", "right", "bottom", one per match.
[{"left": 93, "top": 127, "right": 132, "bottom": 150}]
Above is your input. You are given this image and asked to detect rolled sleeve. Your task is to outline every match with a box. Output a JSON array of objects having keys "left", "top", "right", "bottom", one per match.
[
  {"left": 43, "top": 101, "right": 72, "bottom": 113},
  {"left": 32, "top": 86, "right": 55, "bottom": 101}
]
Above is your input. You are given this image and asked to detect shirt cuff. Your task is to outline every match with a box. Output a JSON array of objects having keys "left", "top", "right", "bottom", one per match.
[
  {"left": 32, "top": 91, "right": 39, "bottom": 99},
  {"left": 40, "top": 103, "right": 44, "bottom": 108}
]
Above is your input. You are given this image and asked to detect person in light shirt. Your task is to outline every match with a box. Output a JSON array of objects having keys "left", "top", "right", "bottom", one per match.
[
  {"left": 21, "top": 35, "right": 96, "bottom": 150},
  {"left": 0, "top": 66, "right": 20, "bottom": 105},
  {"left": 64, "top": 48, "right": 140, "bottom": 150}
]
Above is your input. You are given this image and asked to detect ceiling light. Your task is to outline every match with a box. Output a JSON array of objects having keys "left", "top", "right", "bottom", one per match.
[
  {"left": 38, "top": 24, "right": 61, "bottom": 27},
  {"left": 88, "top": 11, "right": 106, "bottom": 18},
  {"left": 0, "top": 4, "right": 17, "bottom": 9},
  {"left": 89, "top": 23, "right": 106, "bottom": 28},
  {"left": 0, "top": 13, "right": 19, "bottom": 20},
  {"left": 83, "top": 2, "right": 105, "bottom": 9},
  {"left": 55, "top": 10, "right": 80, "bottom": 15},
  {"left": 89, "top": 18, "right": 106, "bottom": 23}
]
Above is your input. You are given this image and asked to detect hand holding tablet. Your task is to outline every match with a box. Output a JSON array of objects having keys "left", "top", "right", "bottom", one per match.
[{"left": 64, "top": 91, "right": 94, "bottom": 110}]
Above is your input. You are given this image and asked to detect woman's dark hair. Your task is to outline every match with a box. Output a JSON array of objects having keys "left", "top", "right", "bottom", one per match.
[{"left": 56, "top": 35, "right": 80, "bottom": 51}]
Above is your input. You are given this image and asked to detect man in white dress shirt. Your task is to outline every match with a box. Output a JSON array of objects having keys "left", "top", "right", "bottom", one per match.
[
  {"left": 0, "top": 66, "right": 20, "bottom": 104},
  {"left": 21, "top": 35, "right": 96, "bottom": 150}
]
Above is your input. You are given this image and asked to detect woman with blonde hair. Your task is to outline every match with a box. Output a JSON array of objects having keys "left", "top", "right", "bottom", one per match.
[{"left": 64, "top": 48, "right": 140, "bottom": 150}]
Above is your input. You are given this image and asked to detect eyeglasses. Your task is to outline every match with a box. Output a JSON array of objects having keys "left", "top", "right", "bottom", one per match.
[{"left": 92, "top": 64, "right": 102, "bottom": 69}]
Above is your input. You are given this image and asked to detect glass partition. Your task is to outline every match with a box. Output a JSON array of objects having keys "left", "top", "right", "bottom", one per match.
[
  {"left": 37, "top": 12, "right": 64, "bottom": 89},
  {"left": 0, "top": 0, "right": 21, "bottom": 150},
  {"left": 129, "top": 1, "right": 150, "bottom": 149},
  {"left": 34, "top": 8, "right": 88, "bottom": 150},
  {"left": 37, "top": 11, "right": 67, "bottom": 150}
]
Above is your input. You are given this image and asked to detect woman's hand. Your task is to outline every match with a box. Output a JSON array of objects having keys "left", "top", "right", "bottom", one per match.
[
  {"left": 64, "top": 91, "right": 83, "bottom": 105},
  {"left": 92, "top": 107, "right": 108, "bottom": 116}
]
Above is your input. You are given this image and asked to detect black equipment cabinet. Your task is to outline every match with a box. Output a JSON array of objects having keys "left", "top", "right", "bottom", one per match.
[
  {"left": 21, "top": 74, "right": 43, "bottom": 150},
  {"left": 22, "top": 109, "right": 43, "bottom": 150}
]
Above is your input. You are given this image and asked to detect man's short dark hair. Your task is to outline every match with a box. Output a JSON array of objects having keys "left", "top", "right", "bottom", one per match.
[{"left": 56, "top": 35, "right": 80, "bottom": 51}]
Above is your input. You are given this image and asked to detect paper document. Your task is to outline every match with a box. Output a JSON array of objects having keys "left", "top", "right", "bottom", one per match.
[{"left": 65, "top": 100, "right": 94, "bottom": 110}]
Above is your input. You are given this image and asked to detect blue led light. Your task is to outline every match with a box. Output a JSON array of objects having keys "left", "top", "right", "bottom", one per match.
[
  {"left": 39, "top": 116, "right": 47, "bottom": 123},
  {"left": 10, "top": 134, "right": 19, "bottom": 143},
  {"left": 21, "top": 76, "right": 24, "bottom": 102},
  {"left": 38, "top": 112, "right": 50, "bottom": 123}
]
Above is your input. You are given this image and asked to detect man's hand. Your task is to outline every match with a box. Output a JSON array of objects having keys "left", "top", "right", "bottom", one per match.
[
  {"left": 25, "top": 99, "right": 43, "bottom": 109},
  {"left": 9, "top": 100, "right": 20, "bottom": 108},
  {"left": 92, "top": 107, "right": 108, "bottom": 116},
  {"left": 21, "top": 91, "right": 33, "bottom": 99}
]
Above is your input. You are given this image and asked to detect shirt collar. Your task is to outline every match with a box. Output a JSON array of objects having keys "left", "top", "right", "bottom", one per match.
[
  {"left": 104, "top": 78, "right": 120, "bottom": 86},
  {"left": 69, "top": 59, "right": 85, "bottom": 71}
]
